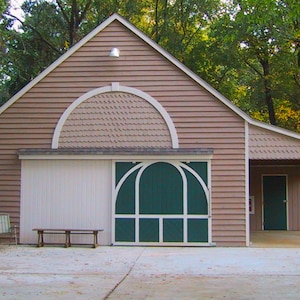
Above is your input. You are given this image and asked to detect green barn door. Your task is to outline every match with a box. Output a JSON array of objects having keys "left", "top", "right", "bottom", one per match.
[
  {"left": 139, "top": 162, "right": 183, "bottom": 242},
  {"left": 263, "top": 175, "right": 287, "bottom": 230},
  {"left": 114, "top": 161, "right": 210, "bottom": 245}
]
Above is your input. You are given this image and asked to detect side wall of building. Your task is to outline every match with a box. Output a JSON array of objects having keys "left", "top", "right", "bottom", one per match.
[{"left": 0, "top": 21, "right": 246, "bottom": 246}]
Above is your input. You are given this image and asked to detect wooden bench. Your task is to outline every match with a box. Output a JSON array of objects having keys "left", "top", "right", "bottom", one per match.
[{"left": 32, "top": 229, "right": 103, "bottom": 248}]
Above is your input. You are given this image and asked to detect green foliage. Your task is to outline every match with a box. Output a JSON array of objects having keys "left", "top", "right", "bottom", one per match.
[
  {"left": 0, "top": 0, "right": 8, "bottom": 15},
  {"left": 202, "top": 0, "right": 300, "bottom": 130},
  {"left": 252, "top": 100, "right": 300, "bottom": 133},
  {"left": 0, "top": 1, "right": 67, "bottom": 104},
  {"left": 0, "top": 0, "right": 299, "bottom": 132}
]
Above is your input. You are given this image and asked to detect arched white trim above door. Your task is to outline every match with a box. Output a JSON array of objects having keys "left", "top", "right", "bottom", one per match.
[{"left": 51, "top": 82, "right": 179, "bottom": 149}]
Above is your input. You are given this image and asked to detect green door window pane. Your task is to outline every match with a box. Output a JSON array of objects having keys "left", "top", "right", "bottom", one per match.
[
  {"left": 163, "top": 219, "right": 183, "bottom": 242},
  {"left": 115, "top": 162, "right": 140, "bottom": 185},
  {"left": 188, "top": 219, "right": 208, "bottom": 242},
  {"left": 116, "top": 169, "right": 139, "bottom": 214},
  {"left": 139, "top": 219, "right": 159, "bottom": 242},
  {"left": 184, "top": 162, "right": 208, "bottom": 185},
  {"left": 184, "top": 169, "right": 208, "bottom": 215},
  {"left": 115, "top": 218, "right": 135, "bottom": 242}
]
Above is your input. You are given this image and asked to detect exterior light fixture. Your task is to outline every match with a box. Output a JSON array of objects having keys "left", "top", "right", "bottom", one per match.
[{"left": 109, "top": 47, "right": 120, "bottom": 58}]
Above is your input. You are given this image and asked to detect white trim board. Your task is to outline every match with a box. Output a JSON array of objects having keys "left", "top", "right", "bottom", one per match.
[{"left": 19, "top": 155, "right": 213, "bottom": 161}]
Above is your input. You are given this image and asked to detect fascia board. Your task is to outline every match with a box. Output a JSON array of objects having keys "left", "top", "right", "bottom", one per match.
[{"left": 19, "top": 154, "right": 214, "bottom": 161}]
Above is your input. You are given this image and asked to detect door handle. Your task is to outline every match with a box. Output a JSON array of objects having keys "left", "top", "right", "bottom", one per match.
[{"left": 283, "top": 200, "right": 287, "bottom": 203}]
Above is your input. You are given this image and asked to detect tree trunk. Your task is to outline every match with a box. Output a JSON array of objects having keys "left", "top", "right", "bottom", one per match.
[{"left": 261, "top": 59, "right": 277, "bottom": 126}]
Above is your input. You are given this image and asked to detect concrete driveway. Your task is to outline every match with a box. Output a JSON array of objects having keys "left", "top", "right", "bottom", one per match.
[{"left": 1, "top": 245, "right": 300, "bottom": 299}]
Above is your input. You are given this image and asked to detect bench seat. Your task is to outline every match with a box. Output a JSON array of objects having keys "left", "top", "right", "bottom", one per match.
[{"left": 32, "top": 229, "right": 103, "bottom": 248}]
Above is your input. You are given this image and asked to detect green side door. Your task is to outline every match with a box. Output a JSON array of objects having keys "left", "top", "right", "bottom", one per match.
[{"left": 263, "top": 175, "right": 287, "bottom": 230}]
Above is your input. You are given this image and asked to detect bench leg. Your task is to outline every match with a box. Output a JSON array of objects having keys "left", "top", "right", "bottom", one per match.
[
  {"left": 93, "top": 231, "right": 98, "bottom": 248},
  {"left": 65, "top": 231, "right": 71, "bottom": 247},
  {"left": 37, "top": 230, "right": 44, "bottom": 247}
]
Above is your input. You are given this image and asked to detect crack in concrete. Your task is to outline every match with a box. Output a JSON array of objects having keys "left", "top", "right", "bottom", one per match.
[{"left": 103, "top": 247, "right": 145, "bottom": 299}]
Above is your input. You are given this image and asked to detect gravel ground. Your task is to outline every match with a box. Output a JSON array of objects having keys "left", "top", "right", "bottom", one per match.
[{"left": 1, "top": 245, "right": 300, "bottom": 299}]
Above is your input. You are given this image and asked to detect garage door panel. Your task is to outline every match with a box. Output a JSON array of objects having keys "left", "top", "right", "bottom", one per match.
[
  {"left": 20, "top": 160, "right": 112, "bottom": 245},
  {"left": 185, "top": 162, "right": 208, "bottom": 185},
  {"left": 188, "top": 219, "right": 208, "bottom": 242},
  {"left": 185, "top": 169, "right": 208, "bottom": 215},
  {"left": 139, "top": 163, "right": 183, "bottom": 215},
  {"left": 116, "top": 169, "right": 138, "bottom": 214},
  {"left": 114, "top": 160, "right": 210, "bottom": 245},
  {"left": 139, "top": 218, "right": 159, "bottom": 242},
  {"left": 163, "top": 219, "right": 183, "bottom": 242},
  {"left": 115, "top": 218, "right": 135, "bottom": 242},
  {"left": 116, "top": 162, "right": 140, "bottom": 185}
]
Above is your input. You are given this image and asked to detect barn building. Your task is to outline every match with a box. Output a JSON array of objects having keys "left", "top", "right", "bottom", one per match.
[{"left": 1, "top": 14, "right": 300, "bottom": 247}]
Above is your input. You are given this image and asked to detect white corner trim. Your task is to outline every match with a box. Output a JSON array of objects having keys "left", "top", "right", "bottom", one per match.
[
  {"left": 51, "top": 83, "right": 179, "bottom": 149},
  {"left": 245, "top": 121, "right": 250, "bottom": 247}
]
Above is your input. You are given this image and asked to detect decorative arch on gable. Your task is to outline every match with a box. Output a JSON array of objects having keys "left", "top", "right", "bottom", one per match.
[{"left": 52, "top": 83, "right": 179, "bottom": 149}]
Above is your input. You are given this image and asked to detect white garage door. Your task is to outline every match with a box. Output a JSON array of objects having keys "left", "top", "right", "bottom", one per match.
[{"left": 20, "top": 159, "right": 112, "bottom": 245}]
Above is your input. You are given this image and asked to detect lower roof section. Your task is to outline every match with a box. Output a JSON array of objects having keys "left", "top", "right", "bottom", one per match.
[
  {"left": 19, "top": 148, "right": 214, "bottom": 160},
  {"left": 249, "top": 124, "right": 300, "bottom": 160}
]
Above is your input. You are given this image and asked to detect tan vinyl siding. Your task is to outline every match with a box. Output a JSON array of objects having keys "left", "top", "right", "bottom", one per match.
[{"left": 0, "top": 20, "right": 246, "bottom": 246}]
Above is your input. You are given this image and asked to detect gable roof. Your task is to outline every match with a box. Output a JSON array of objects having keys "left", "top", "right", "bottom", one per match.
[{"left": 1, "top": 13, "right": 300, "bottom": 142}]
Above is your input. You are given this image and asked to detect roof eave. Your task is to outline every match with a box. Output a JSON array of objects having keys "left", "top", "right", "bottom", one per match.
[{"left": 248, "top": 118, "right": 300, "bottom": 140}]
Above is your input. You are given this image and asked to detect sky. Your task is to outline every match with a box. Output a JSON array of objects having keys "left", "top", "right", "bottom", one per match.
[
  {"left": 10, "top": 0, "right": 24, "bottom": 16},
  {"left": 9, "top": 0, "right": 25, "bottom": 29}
]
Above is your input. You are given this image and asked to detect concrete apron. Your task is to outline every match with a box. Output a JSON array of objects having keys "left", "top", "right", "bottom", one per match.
[
  {"left": 251, "top": 230, "right": 300, "bottom": 248},
  {"left": 1, "top": 245, "right": 300, "bottom": 299}
]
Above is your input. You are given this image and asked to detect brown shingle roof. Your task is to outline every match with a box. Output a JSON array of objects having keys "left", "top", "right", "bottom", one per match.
[
  {"left": 59, "top": 92, "right": 172, "bottom": 148},
  {"left": 249, "top": 125, "right": 300, "bottom": 160}
]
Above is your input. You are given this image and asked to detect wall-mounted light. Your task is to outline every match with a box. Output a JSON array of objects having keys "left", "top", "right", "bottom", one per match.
[{"left": 109, "top": 47, "right": 120, "bottom": 58}]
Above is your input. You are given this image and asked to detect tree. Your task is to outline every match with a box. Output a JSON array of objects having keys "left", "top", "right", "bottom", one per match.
[
  {"left": 206, "top": 0, "right": 300, "bottom": 128},
  {"left": 0, "top": 1, "right": 69, "bottom": 104},
  {"left": 0, "top": 0, "right": 8, "bottom": 15},
  {"left": 1, "top": 0, "right": 299, "bottom": 132}
]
